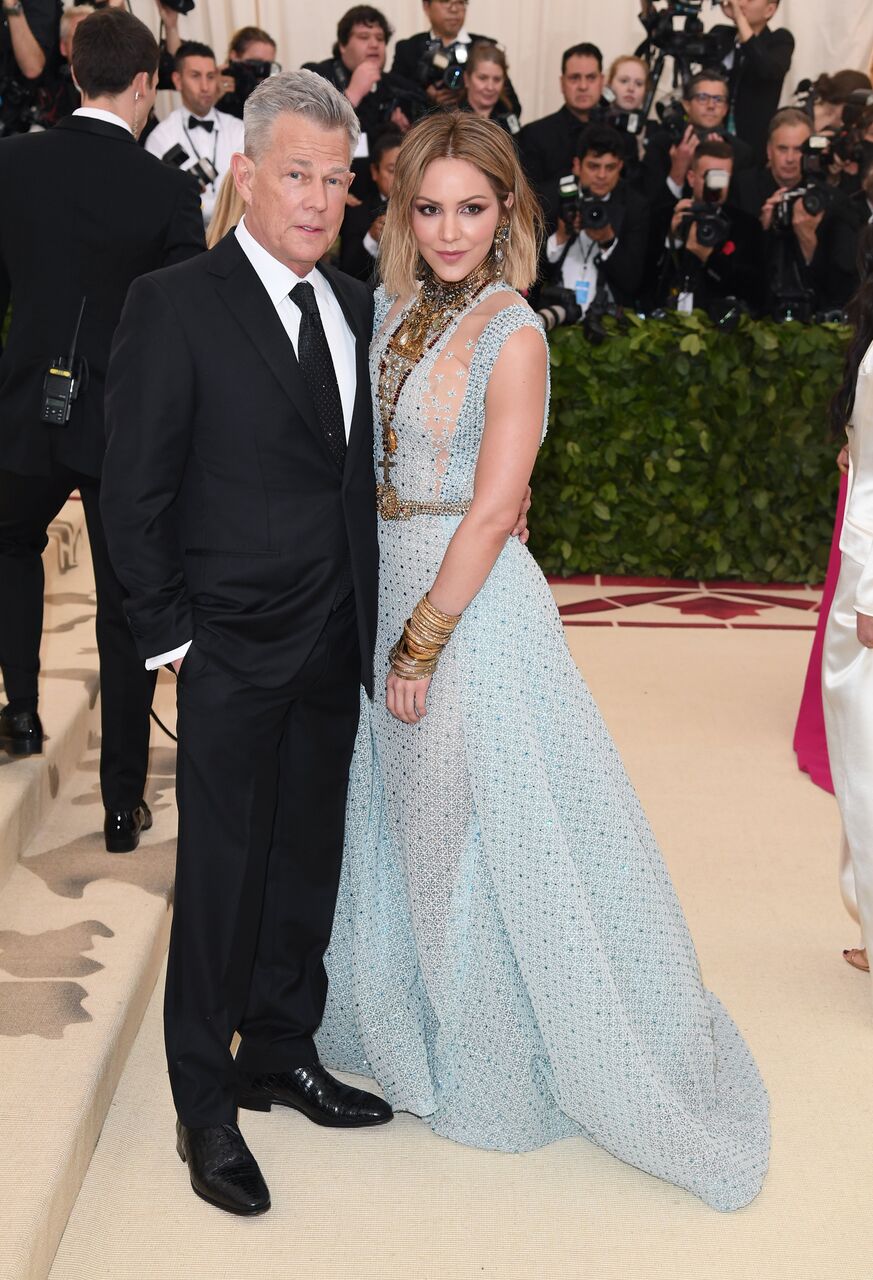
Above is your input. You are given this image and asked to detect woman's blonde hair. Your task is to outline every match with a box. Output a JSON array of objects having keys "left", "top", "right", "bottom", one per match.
[
  {"left": 206, "top": 170, "right": 246, "bottom": 248},
  {"left": 379, "top": 112, "right": 542, "bottom": 298},
  {"left": 606, "top": 54, "right": 650, "bottom": 91}
]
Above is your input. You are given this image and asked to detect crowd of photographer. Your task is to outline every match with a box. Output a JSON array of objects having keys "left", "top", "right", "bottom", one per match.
[{"left": 1, "top": 0, "right": 873, "bottom": 333}]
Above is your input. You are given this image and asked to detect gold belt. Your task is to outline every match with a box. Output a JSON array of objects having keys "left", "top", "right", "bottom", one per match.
[{"left": 376, "top": 488, "right": 471, "bottom": 521}]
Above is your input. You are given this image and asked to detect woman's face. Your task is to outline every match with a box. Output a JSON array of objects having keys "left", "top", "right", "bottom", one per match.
[
  {"left": 411, "top": 157, "right": 504, "bottom": 283},
  {"left": 609, "top": 60, "right": 646, "bottom": 111},
  {"left": 464, "top": 60, "right": 505, "bottom": 116}
]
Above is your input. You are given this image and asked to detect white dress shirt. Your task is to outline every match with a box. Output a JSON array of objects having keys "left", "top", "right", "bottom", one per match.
[
  {"left": 146, "top": 216, "right": 358, "bottom": 670},
  {"left": 73, "top": 106, "right": 132, "bottom": 135},
  {"left": 145, "top": 105, "right": 244, "bottom": 226}
]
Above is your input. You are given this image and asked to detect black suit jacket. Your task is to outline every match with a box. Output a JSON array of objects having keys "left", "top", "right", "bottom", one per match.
[
  {"left": 518, "top": 105, "right": 589, "bottom": 229},
  {"left": 391, "top": 31, "right": 521, "bottom": 117},
  {"left": 711, "top": 23, "right": 795, "bottom": 161},
  {"left": 0, "top": 115, "right": 205, "bottom": 478},
  {"left": 540, "top": 182, "right": 651, "bottom": 310},
  {"left": 101, "top": 232, "right": 379, "bottom": 694}
]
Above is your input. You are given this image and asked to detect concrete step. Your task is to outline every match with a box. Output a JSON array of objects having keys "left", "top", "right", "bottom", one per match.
[
  {"left": 0, "top": 679, "right": 177, "bottom": 1280},
  {"left": 0, "top": 499, "right": 100, "bottom": 891}
]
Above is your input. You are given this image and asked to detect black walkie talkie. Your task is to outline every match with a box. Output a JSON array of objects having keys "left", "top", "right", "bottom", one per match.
[{"left": 41, "top": 296, "right": 86, "bottom": 425}]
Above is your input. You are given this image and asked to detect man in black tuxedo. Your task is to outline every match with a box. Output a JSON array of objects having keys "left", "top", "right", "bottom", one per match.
[
  {"left": 711, "top": 0, "right": 794, "bottom": 162},
  {"left": 101, "top": 69, "right": 393, "bottom": 1217},
  {"left": 0, "top": 9, "right": 204, "bottom": 850},
  {"left": 391, "top": 0, "right": 520, "bottom": 117},
  {"left": 518, "top": 43, "right": 605, "bottom": 230}
]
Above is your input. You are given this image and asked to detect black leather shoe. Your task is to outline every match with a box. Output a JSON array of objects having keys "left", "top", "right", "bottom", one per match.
[
  {"left": 104, "top": 800, "right": 152, "bottom": 853},
  {"left": 238, "top": 1063, "right": 394, "bottom": 1128},
  {"left": 176, "top": 1120, "right": 270, "bottom": 1216},
  {"left": 0, "top": 706, "right": 43, "bottom": 757}
]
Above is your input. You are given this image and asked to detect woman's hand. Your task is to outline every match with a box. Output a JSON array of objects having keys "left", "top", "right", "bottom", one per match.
[
  {"left": 837, "top": 443, "right": 850, "bottom": 474},
  {"left": 512, "top": 485, "right": 532, "bottom": 543},
  {"left": 857, "top": 611, "right": 873, "bottom": 648},
  {"left": 386, "top": 671, "right": 432, "bottom": 724}
]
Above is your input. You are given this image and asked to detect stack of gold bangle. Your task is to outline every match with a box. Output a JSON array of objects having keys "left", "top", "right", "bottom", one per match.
[{"left": 389, "top": 594, "right": 462, "bottom": 681}]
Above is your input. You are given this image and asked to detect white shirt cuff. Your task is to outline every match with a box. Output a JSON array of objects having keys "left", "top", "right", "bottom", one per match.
[
  {"left": 363, "top": 230, "right": 379, "bottom": 258},
  {"left": 545, "top": 232, "right": 563, "bottom": 263},
  {"left": 146, "top": 640, "right": 191, "bottom": 670},
  {"left": 666, "top": 176, "right": 684, "bottom": 201}
]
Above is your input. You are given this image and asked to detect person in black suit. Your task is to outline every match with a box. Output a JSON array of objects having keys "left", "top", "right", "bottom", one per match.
[
  {"left": 100, "top": 69, "right": 393, "bottom": 1217},
  {"left": 539, "top": 124, "right": 651, "bottom": 314},
  {"left": 711, "top": 0, "right": 794, "bottom": 162},
  {"left": 0, "top": 8, "right": 204, "bottom": 850},
  {"left": 391, "top": 0, "right": 520, "bottom": 117},
  {"left": 518, "top": 43, "right": 606, "bottom": 230}
]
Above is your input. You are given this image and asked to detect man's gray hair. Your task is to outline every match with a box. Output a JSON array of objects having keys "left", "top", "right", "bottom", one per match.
[{"left": 243, "top": 69, "right": 361, "bottom": 161}]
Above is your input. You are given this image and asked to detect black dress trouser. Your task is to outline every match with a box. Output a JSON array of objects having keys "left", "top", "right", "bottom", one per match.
[
  {"left": 0, "top": 465, "right": 156, "bottom": 810},
  {"left": 166, "top": 592, "right": 362, "bottom": 1128}
]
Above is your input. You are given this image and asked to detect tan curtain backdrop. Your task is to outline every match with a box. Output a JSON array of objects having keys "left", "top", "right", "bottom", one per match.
[{"left": 131, "top": 0, "right": 873, "bottom": 126}]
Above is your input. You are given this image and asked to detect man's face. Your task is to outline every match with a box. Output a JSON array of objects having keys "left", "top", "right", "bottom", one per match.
[
  {"left": 233, "top": 114, "right": 353, "bottom": 276},
  {"left": 424, "top": 0, "right": 467, "bottom": 42},
  {"left": 230, "top": 40, "right": 276, "bottom": 64},
  {"left": 340, "top": 22, "right": 387, "bottom": 73},
  {"left": 173, "top": 56, "right": 220, "bottom": 117},
  {"left": 689, "top": 155, "right": 734, "bottom": 203},
  {"left": 767, "top": 122, "right": 810, "bottom": 185},
  {"left": 561, "top": 55, "right": 604, "bottom": 117},
  {"left": 684, "top": 80, "right": 729, "bottom": 130},
  {"left": 730, "top": 0, "right": 778, "bottom": 28},
  {"left": 371, "top": 145, "right": 400, "bottom": 198},
  {"left": 573, "top": 150, "right": 623, "bottom": 198}
]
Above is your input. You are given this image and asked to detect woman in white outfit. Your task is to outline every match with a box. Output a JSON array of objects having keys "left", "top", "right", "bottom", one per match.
[{"left": 823, "top": 226, "right": 873, "bottom": 978}]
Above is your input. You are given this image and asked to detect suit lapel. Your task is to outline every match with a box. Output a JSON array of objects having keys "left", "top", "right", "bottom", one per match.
[{"left": 208, "top": 233, "right": 328, "bottom": 455}]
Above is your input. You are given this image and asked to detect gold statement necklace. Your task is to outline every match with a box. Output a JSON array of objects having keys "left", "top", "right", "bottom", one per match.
[{"left": 376, "top": 256, "right": 496, "bottom": 520}]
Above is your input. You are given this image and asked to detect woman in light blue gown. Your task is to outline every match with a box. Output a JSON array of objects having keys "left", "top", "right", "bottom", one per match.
[{"left": 317, "top": 112, "right": 770, "bottom": 1212}]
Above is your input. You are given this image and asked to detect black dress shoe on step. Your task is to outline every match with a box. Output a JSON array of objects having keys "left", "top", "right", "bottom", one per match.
[
  {"left": 104, "top": 801, "right": 152, "bottom": 853},
  {"left": 0, "top": 706, "right": 43, "bottom": 757},
  {"left": 238, "top": 1063, "right": 394, "bottom": 1128},
  {"left": 176, "top": 1120, "right": 270, "bottom": 1216}
]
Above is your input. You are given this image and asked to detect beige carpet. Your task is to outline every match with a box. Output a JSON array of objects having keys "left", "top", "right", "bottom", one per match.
[{"left": 48, "top": 621, "right": 872, "bottom": 1280}]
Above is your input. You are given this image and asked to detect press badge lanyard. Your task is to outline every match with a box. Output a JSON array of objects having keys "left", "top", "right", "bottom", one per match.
[{"left": 182, "top": 117, "right": 219, "bottom": 189}]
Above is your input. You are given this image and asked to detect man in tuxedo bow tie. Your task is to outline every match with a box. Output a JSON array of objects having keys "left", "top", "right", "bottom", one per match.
[
  {"left": 145, "top": 39, "right": 245, "bottom": 227},
  {"left": 102, "top": 68, "right": 389, "bottom": 1217}
]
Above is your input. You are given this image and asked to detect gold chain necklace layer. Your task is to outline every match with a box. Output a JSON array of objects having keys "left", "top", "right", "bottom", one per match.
[{"left": 377, "top": 258, "right": 495, "bottom": 520}]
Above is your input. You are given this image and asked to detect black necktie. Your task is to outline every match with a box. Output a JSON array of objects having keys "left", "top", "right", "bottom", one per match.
[
  {"left": 188, "top": 116, "right": 214, "bottom": 132},
  {"left": 290, "top": 282, "right": 347, "bottom": 471}
]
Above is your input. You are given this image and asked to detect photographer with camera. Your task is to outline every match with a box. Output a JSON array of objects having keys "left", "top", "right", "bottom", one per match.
[
  {"left": 709, "top": 1, "right": 794, "bottom": 161},
  {"left": 734, "top": 109, "right": 861, "bottom": 318},
  {"left": 0, "top": 8, "right": 203, "bottom": 841},
  {"left": 641, "top": 69, "right": 753, "bottom": 201},
  {"left": 215, "top": 25, "right": 278, "bottom": 120},
  {"left": 0, "top": 0, "right": 61, "bottom": 135},
  {"left": 338, "top": 126, "right": 401, "bottom": 281},
  {"left": 144, "top": 41, "right": 244, "bottom": 229},
  {"left": 518, "top": 44, "right": 607, "bottom": 229},
  {"left": 655, "top": 138, "right": 763, "bottom": 317},
  {"left": 540, "top": 123, "right": 650, "bottom": 321},
  {"left": 306, "top": 6, "right": 425, "bottom": 175},
  {"left": 391, "top": 0, "right": 520, "bottom": 116}
]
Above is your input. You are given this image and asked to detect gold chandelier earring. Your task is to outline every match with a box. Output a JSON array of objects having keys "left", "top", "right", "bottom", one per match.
[{"left": 493, "top": 220, "right": 510, "bottom": 277}]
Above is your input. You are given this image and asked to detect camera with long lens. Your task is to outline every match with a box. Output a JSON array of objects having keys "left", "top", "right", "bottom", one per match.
[
  {"left": 416, "top": 39, "right": 468, "bottom": 92},
  {"left": 220, "top": 58, "right": 280, "bottom": 112},
  {"left": 536, "top": 286, "right": 583, "bottom": 333},
  {"left": 638, "top": 0, "right": 725, "bottom": 67},
  {"left": 772, "top": 135, "right": 836, "bottom": 232},
  {"left": 558, "top": 176, "right": 623, "bottom": 235},
  {"left": 162, "top": 144, "right": 218, "bottom": 192},
  {"left": 595, "top": 89, "right": 645, "bottom": 141},
  {"left": 678, "top": 166, "right": 731, "bottom": 249}
]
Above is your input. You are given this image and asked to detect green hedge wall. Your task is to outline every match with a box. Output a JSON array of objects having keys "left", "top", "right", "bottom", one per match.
[{"left": 530, "top": 311, "right": 848, "bottom": 583}]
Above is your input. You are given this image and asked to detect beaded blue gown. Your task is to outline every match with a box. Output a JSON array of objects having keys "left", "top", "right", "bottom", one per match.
[{"left": 316, "top": 282, "right": 770, "bottom": 1212}]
